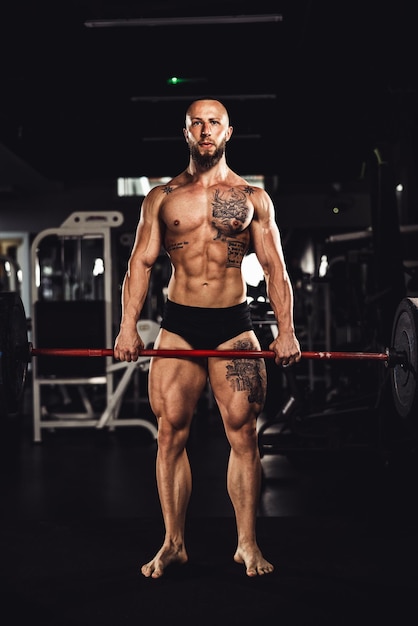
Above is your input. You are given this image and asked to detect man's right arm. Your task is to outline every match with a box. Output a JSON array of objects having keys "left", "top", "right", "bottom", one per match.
[{"left": 114, "top": 188, "right": 164, "bottom": 361}]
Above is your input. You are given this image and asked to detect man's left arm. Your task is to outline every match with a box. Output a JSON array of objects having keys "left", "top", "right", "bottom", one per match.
[{"left": 250, "top": 189, "right": 301, "bottom": 366}]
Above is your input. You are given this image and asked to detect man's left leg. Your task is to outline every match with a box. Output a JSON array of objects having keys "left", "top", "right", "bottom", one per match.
[
  {"left": 226, "top": 420, "right": 274, "bottom": 576},
  {"left": 209, "top": 343, "right": 274, "bottom": 576}
]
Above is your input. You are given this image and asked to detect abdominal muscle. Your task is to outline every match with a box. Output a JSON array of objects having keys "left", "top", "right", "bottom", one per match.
[
  {"left": 164, "top": 219, "right": 250, "bottom": 308},
  {"left": 166, "top": 264, "right": 248, "bottom": 309}
]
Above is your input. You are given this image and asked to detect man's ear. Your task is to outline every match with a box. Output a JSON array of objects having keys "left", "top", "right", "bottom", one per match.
[
  {"left": 226, "top": 125, "right": 233, "bottom": 142},
  {"left": 183, "top": 128, "right": 189, "bottom": 143}
]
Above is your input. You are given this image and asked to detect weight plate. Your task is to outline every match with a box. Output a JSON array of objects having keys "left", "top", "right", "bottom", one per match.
[
  {"left": 0, "top": 292, "right": 29, "bottom": 417},
  {"left": 391, "top": 297, "right": 418, "bottom": 426}
]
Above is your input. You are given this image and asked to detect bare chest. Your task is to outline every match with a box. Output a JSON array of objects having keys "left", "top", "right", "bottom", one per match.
[{"left": 161, "top": 186, "right": 254, "bottom": 239}]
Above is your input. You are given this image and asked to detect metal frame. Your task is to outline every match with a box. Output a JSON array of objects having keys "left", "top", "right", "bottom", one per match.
[{"left": 31, "top": 211, "right": 158, "bottom": 442}]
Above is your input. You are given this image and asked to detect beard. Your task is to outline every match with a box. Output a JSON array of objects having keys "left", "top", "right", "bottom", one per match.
[{"left": 190, "top": 139, "right": 226, "bottom": 170}]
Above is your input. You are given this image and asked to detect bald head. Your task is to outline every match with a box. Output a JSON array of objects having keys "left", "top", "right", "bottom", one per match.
[{"left": 185, "top": 99, "right": 230, "bottom": 127}]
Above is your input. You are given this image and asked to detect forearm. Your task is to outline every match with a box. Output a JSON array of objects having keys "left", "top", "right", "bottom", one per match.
[
  {"left": 119, "top": 262, "right": 152, "bottom": 330},
  {"left": 265, "top": 270, "right": 296, "bottom": 334}
]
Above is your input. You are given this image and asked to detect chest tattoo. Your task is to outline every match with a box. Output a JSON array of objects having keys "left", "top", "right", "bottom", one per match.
[
  {"left": 211, "top": 188, "right": 251, "bottom": 238},
  {"left": 210, "top": 188, "right": 250, "bottom": 267}
]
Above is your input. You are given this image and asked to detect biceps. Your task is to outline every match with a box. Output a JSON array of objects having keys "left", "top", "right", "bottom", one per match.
[
  {"left": 253, "top": 223, "right": 285, "bottom": 272},
  {"left": 130, "top": 220, "right": 162, "bottom": 267}
]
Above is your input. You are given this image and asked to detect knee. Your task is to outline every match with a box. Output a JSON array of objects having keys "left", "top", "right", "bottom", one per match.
[
  {"left": 226, "top": 420, "right": 259, "bottom": 453},
  {"left": 156, "top": 413, "right": 191, "bottom": 451}
]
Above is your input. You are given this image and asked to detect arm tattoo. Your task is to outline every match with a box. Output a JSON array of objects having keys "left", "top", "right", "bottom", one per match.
[
  {"left": 162, "top": 185, "right": 173, "bottom": 195},
  {"left": 225, "top": 339, "right": 266, "bottom": 405}
]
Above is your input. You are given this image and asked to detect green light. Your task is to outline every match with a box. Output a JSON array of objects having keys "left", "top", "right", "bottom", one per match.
[{"left": 167, "top": 76, "right": 184, "bottom": 85}]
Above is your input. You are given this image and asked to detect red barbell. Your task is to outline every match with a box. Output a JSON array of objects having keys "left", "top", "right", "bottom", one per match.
[
  {"left": 0, "top": 293, "right": 417, "bottom": 425},
  {"left": 29, "top": 346, "right": 395, "bottom": 362}
]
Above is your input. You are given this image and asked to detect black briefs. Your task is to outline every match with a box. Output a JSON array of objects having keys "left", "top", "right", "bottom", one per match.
[{"left": 160, "top": 299, "right": 255, "bottom": 350}]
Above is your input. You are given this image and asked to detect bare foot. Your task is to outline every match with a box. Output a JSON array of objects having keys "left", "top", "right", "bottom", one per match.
[
  {"left": 234, "top": 544, "right": 274, "bottom": 577},
  {"left": 141, "top": 543, "right": 188, "bottom": 579}
]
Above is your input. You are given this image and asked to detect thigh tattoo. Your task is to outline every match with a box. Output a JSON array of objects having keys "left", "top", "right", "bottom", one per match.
[{"left": 225, "top": 339, "right": 266, "bottom": 405}]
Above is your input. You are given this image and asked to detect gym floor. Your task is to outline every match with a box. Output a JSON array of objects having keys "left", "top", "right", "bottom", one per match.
[{"left": 1, "top": 376, "right": 417, "bottom": 625}]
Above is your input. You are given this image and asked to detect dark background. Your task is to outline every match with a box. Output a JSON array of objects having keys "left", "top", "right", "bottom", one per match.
[
  {"left": 1, "top": 4, "right": 418, "bottom": 622},
  {"left": 0, "top": 0, "right": 416, "bottom": 193}
]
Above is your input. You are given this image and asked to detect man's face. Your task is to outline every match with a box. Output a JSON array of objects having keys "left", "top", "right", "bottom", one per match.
[{"left": 184, "top": 101, "right": 232, "bottom": 169}]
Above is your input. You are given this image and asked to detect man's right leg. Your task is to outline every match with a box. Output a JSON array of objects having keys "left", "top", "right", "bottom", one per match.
[
  {"left": 141, "top": 345, "right": 208, "bottom": 578},
  {"left": 141, "top": 417, "right": 192, "bottom": 578}
]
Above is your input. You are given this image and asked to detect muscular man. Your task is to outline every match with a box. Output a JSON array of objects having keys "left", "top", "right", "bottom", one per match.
[{"left": 114, "top": 99, "right": 301, "bottom": 578}]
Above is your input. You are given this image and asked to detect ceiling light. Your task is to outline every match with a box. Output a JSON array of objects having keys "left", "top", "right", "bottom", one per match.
[
  {"left": 84, "top": 15, "right": 283, "bottom": 28},
  {"left": 131, "top": 94, "right": 277, "bottom": 103}
]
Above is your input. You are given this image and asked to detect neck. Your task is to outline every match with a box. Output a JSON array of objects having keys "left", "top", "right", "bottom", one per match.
[{"left": 187, "top": 156, "right": 229, "bottom": 182}]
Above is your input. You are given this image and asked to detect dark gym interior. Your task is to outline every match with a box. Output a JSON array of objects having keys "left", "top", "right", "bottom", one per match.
[{"left": 1, "top": 2, "right": 418, "bottom": 624}]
